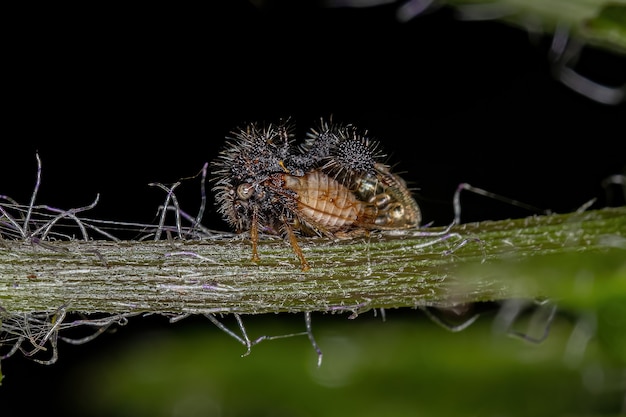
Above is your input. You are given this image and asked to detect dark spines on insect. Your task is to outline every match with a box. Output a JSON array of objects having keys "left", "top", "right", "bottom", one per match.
[
  {"left": 210, "top": 118, "right": 420, "bottom": 269},
  {"left": 213, "top": 121, "right": 297, "bottom": 183},
  {"left": 301, "top": 119, "right": 383, "bottom": 182}
]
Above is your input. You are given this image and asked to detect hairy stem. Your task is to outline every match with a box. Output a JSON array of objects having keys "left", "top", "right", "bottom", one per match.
[{"left": 1, "top": 206, "right": 625, "bottom": 316}]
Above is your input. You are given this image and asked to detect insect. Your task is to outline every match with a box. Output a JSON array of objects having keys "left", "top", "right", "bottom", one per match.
[{"left": 210, "top": 118, "right": 421, "bottom": 271}]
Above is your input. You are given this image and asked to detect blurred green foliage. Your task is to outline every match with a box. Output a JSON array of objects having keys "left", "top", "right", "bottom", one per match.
[
  {"left": 583, "top": 3, "right": 626, "bottom": 52},
  {"left": 452, "top": 0, "right": 626, "bottom": 53}
]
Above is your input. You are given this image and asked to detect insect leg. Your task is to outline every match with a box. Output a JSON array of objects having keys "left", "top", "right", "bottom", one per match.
[
  {"left": 283, "top": 220, "right": 311, "bottom": 271},
  {"left": 250, "top": 207, "right": 260, "bottom": 263}
]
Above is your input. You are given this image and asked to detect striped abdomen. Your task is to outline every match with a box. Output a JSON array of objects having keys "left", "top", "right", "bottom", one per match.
[{"left": 283, "top": 170, "right": 364, "bottom": 230}]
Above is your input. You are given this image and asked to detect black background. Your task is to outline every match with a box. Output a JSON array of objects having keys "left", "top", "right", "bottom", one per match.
[
  {"left": 1, "top": 1, "right": 625, "bottom": 414},
  {"left": 3, "top": 1, "right": 625, "bottom": 229}
]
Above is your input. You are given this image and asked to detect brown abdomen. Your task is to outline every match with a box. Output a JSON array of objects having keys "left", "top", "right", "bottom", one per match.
[{"left": 284, "top": 170, "right": 364, "bottom": 230}]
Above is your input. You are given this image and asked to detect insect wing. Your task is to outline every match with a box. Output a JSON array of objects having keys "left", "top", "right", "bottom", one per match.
[{"left": 352, "top": 163, "right": 421, "bottom": 230}]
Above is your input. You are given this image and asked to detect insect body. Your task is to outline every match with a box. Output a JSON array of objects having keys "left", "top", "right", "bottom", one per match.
[
  {"left": 210, "top": 119, "right": 420, "bottom": 270},
  {"left": 283, "top": 170, "right": 364, "bottom": 231}
]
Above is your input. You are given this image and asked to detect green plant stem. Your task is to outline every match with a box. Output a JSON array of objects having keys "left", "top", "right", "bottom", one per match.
[{"left": 1, "top": 206, "right": 625, "bottom": 316}]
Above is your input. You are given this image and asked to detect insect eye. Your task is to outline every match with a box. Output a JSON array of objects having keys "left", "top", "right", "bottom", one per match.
[{"left": 237, "top": 183, "right": 255, "bottom": 200}]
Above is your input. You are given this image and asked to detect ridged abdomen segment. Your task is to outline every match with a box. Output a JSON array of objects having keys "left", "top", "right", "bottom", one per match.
[{"left": 284, "top": 171, "right": 362, "bottom": 230}]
